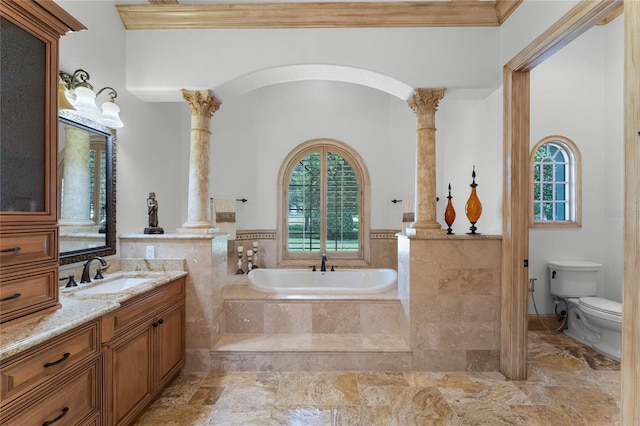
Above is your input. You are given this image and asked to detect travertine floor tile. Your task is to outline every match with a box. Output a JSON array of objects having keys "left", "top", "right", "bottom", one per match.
[{"left": 133, "top": 331, "right": 621, "bottom": 425}]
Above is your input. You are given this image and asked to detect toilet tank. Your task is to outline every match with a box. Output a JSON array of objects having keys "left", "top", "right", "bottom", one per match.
[{"left": 548, "top": 260, "right": 602, "bottom": 298}]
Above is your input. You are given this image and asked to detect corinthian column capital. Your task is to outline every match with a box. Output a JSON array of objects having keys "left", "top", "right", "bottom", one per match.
[
  {"left": 182, "top": 89, "right": 221, "bottom": 117},
  {"left": 408, "top": 88, "right": 446, "bottom": 116}
]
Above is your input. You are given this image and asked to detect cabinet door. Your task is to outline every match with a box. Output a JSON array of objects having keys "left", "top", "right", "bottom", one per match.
[
  {"left": 109, "top": 325, "right": 153, "bottom": 426},
  {"left": 155, "top": 302, "right": 185, "bottom": 390},
  {"left": 0, "top": 13, "right": 55, "bottom": 221}
]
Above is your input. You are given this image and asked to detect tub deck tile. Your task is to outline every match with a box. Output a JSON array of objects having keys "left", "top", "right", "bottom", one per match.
[
  {"left": 223, "top": 285, "right": 400, "bottom": 301},
  {"left": 213, "top": 333, "right": 410, "bottom": 353}
]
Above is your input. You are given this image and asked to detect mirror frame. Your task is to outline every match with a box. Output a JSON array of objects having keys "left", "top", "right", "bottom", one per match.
[{"left": 58, "top": 109, "right": 116, "bottom": 265}]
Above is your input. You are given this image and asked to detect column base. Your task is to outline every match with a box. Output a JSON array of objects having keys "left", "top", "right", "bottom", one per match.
[{"left": 408, "top": 221, "right": 446, "bottom": 235}]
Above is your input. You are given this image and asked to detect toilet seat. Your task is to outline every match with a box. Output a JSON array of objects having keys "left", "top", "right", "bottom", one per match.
[{"left": 579, "top": 297, "right": 622, "bottom": 320}]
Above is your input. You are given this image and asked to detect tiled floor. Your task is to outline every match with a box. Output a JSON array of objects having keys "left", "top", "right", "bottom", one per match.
[{"left": 133, "top": 331, "right": 620, "bottom": 425}]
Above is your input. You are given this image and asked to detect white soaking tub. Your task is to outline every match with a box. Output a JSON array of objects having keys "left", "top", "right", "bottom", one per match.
[{"left": 247, "top": 268, "right": 397, "bottom": 294}]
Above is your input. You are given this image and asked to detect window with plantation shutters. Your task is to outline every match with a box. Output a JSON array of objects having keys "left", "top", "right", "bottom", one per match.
[{"left": 279, "top": 139, "right": 370, "bottom": 264}]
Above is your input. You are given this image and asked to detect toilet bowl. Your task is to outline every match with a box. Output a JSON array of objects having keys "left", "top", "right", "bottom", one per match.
[
  {"left": 578, "top": 297, "right": 622, "bottom": 361},
  {"left": 563, "top": 298, "right": 601, "bottom": 347},
  {"left": 548, "top": 260, "right": 622, "bottom": 361}
]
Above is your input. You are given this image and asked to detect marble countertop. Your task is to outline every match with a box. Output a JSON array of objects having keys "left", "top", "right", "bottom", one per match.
[{"left": 0, "top": 270, "right": 188, "bottom": 362}]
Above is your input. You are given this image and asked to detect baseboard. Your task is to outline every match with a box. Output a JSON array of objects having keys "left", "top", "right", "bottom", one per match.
[{"left": 528, "top": 314, "right": 566, "bottom": 331}]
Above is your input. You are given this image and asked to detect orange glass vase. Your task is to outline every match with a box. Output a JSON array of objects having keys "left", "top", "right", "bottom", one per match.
[
  {"left": 465, "top": 166, "right": 482, "bottom": 234},
  {"left": 444, "top": 183, "right": 456, "bottom": 234}
]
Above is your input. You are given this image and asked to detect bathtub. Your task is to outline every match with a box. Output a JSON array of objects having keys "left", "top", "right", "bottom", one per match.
[{"left": 247, "top": 268, "right": 397, "bottom": 294}]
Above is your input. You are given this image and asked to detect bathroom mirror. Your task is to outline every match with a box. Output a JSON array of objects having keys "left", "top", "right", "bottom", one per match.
[{"left": 58, "top": 109, "right": 116, "bottom": 264}]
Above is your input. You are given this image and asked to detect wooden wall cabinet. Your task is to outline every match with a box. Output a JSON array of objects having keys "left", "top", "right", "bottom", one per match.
[
  {"left": 0, "top": 0, "right": 84, "bottom": 324},
  {"left": 102, "top": 278, "right": 186, "bottom": 426},
  {"left": 0, "top": 320, "right": 102, "bottom": 425}
]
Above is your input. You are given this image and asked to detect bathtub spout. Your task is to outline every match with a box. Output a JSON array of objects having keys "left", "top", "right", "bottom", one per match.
[{"left": 321, "top": 253, "right": 327, "bottom": 272}]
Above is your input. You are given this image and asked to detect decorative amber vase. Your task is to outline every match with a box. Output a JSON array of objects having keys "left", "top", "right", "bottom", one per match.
[
  {"left": 465, "top": 166, "right": 482, "bottom": 234},
  {"left": 444, "top": 183, "right": 456, "bottom": 234}
]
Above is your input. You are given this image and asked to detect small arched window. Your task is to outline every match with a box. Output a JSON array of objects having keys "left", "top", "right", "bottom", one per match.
[
  {"left": 530, "top": 136, "right": 581, "bottom": 227},
  {"left": 277, "top": 139, "right": 370, "bottom": 266}
]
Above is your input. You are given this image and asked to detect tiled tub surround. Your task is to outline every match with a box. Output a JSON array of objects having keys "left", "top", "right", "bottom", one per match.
[
  {"left": 0, "top": 266, "right": 188, "bottom": 362},
  {"left": 398, "top": 234, "right": 502, "bottom": 371},
  {"left": 119, "top": 233, "right": 228, "bottom": 371},
  {"left": 212, "top": 285, "right": 411, "bottom": 371},
  {"left": 231, "top": 230, "right": 399, "bottom": 273},
  {"left": 118, "top": 232, "right": 500, "bottom": 373}
]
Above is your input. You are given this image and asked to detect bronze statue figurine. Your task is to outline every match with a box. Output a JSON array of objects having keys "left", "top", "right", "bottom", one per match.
[{"left": 144, "top": 192, "right": 164, "bottom": 234}]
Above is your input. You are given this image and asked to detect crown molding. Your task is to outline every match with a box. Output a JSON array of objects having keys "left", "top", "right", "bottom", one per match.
[{"left": 118, "top": 1, "right": 520, "bottom": 30}]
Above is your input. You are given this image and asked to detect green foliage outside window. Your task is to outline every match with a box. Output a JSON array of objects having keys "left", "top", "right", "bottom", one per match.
[
  {"left": 533, "top": 143, "right": 568, "bottom": 221},
  {"left": 287, "top": 150, "right": 359, "bottom": 253}
]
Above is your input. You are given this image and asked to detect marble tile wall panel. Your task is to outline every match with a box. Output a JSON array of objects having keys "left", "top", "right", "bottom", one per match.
[
  {"left": 185, "top": 349, "right": 212, "bottom": 372},
  {"left": 397, "top": 235, "right": 411, "bottom": 345},
  {"left": 120, "top": 234, "right": 227, "bottom": 356},
  {"left": 369, "top": 237, "right": 398, "bottom": 269},
  {"left": 411, "top": 349, "right": 468, "bottom": 371},
  {"left": 118, "top": 258, "right": 186, "bottom": 272},
  {"left": 225, "top": 298, "right": 405, "bottom": 337},
  {"left": 398, "top": 235, "right": 501, "bottom": 371},
  {"left": 359, "top": 302, "right": 403, "bottom": 335},
  {"left": 210, "top": 352, "right": 412, "bottom": 372},
  {"left": 263, "top": 302, "right": 313, "bottom": 334},
  {"left": 312, "top": 302, "right": 360, "bottom": 334},
  {"left": 225, "top": 301, "right": 265, "bottom": 333},
  {"left": 466, "top": 349, "right": 501, "bottom": 371},
  {"left": 228, "top": 234, "right": 397, "bottom": 269}
]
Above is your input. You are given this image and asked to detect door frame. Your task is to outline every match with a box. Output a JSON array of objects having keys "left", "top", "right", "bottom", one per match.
[{"left": 500, "top": 3, "right": 639, "bottom": 423}]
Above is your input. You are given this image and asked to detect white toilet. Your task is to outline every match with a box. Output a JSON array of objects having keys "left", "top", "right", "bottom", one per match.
[{"left": 548, "top": 260, "right": 622, "bottom": 361}]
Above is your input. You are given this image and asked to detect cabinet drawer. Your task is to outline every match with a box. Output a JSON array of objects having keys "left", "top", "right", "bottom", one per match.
[
  {"left": 1, "top": 321, "right": 99, "bottom": 402},
  {"left": 0, "top": 228, "right": 57, "bottom": 268},
  {"left": 0, "top": 268, "right": 58, "bottom": 323},
  {"left": 110, "top": 278, "right": 185, "bottom": 337},
  {"left": 1, "top": 359, "right": 100, "bottom": 426}
]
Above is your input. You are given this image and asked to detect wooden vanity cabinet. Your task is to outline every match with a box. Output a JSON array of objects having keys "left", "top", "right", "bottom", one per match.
[
  {"left": 0, "top": 320, "right": 102, "bottom": 425},
  {"left": 0, "top": 0, "right": 84, "bottom": 324},
  {"left": 102, "top": 278, "right": 186, "bottom": 426}
]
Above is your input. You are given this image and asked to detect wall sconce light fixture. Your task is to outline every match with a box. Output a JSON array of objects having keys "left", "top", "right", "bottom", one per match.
[{"left": 58, "top": 69, "right": 124, "bottom": 128}]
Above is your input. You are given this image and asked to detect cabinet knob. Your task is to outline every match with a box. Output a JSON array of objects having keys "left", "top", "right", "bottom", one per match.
[{"left": 158, "top": 318, "right": 164, "bottom": 325}]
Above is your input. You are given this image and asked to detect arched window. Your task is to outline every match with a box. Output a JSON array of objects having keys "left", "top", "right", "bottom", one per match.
[
  {"left": 530, "top": 136, "right": 581, "bottom": 227},
  {"left": 277, "top": 139, "right": 370, "bottom": 266}
]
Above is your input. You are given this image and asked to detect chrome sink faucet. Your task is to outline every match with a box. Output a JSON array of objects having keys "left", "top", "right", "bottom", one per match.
[
  {"left": 321, "top": 253, "right": 327, "bottom": 272},
  {"left": 80, "top": 256, "right": 107, "bottom": 284}
]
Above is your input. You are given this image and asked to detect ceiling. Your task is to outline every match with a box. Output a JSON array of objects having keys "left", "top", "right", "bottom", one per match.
[{"left": 116, "top": 0, "right": 523, "bottom": 29}]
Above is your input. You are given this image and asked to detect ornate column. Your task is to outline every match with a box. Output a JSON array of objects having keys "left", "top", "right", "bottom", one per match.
[
  {"left": 408, "top": 88, "right": 446, "bottom": 234},
  {"left": 177, "top": 89, "right": 221, "bottom": 233},
  {"left": 59, "top": 125, "right": 95, "bottom": 230}
]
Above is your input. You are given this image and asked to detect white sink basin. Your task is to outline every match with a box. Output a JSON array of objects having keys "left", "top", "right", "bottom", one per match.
[{"left": 75, "top": 277, "right": 152, "bottom": 295}]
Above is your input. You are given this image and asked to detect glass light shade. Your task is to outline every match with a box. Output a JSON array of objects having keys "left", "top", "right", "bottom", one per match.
[
  {"left": 72, "top": 86, "right": 101, "bottom": 119},
  {"left": 97, "top": 101, "right": 124, "bottom": 128},
  {"left": 57, "top": 81, "right": 76, "bottom": 111}
]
